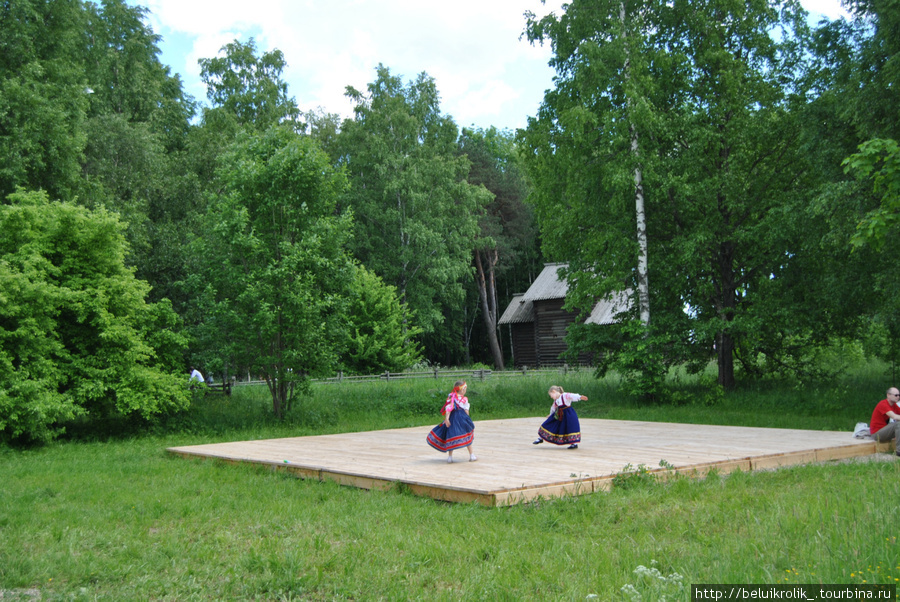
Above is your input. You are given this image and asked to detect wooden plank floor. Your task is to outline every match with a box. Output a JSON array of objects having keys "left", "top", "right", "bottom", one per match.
[{"left": 167, "top": 418, "right": 886, "bottom": 506}]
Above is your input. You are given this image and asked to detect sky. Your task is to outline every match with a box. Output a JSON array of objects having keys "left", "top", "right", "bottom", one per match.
[{"left": 131, "top": 0, "right": 851, "bottom": 133}]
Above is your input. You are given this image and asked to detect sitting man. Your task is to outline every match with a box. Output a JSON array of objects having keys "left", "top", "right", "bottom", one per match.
[
  {"left": 870, "top": 387, "right": 900, "bottom": 457},
  {"left": 189, "top": 366, "right": 204, "bottom": 388}
]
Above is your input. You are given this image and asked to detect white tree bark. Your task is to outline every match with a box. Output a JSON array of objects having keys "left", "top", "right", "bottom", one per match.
[{"left": 622, "top": 1, "right": 651, "bottom": 326}]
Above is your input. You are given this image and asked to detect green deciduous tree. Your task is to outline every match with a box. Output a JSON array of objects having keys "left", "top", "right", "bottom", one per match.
[
  {"left": 827, "top": 0, "right": 900, "bottom": 143},
  {"left": 199, "top": 38, "right": 300, "bottom": 132},
  {"left": 193, "top": 126, "right": 353, "bottom": 418},
  {"left": 0, "top": 0, "right": 88, "bottom": 201},
  {"left": 187, "top": 36, "right": 301, "bottom": 249},
  {"left": 522, "top": 0, "right": 670, "bottom": 392},
  {"left": 188, "top": 38, "right": 301, "bottom": 222},
  {"left": 83, "top": 0, "right": 194, "bottom": 143},
  {"left": 758, "top": 0, "right": 900, "bottom": 380},
  {"left": 341, "top": 264, "right": 423, "bottom": 375},
  {"left": 459, "top": 127, "right": 537, "bottom": 369},
  {"left": 844, "top": 138, "right": 900, "bottom": 249},
  {"left": 835, "top": 138, "right": 900, "bottom": 365},
  {"left": 522, "top": 0, "right": 815, "bottom": 390},
  {"left": 78, "top": 0, "right": 198, "bottom": 309},
  {"left": 338, "top": 65, "right": 491, "bottom": 344},
  {"left": 0, "top": 190, "right": 189, "bottom": 444}
]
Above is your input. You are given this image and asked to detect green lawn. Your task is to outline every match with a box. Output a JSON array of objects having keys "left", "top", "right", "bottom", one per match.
[{"left": 2, "top": 367, "right": 898, "bottom": 600}]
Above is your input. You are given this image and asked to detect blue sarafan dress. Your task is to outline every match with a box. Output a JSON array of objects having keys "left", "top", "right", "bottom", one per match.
[
  {"left": 426, "top": 392, "right": 474, "bottom": 452},
  {"left": 537, "top": 392, "right": 582, "bottom": 445}
]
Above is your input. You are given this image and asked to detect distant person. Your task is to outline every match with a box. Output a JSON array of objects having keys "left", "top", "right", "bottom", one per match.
[
  {"left": 870, "top": 387, "right": 900, "bottom": 457},
  {"left": 427, "top": 380, "right": 477, "bottom": 463},
  {"left": 533, "top": 385, "right": 587, "bottom": 449},
  {"left": 189, "top": 367, "right": 204, "bottom": 385}
]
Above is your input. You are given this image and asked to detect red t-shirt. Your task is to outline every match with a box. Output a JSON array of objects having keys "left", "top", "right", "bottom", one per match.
[{"left": 870, "top": 399, "right": 900, "bottom": 434}]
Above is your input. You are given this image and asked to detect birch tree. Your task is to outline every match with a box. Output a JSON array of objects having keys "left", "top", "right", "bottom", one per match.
[{"left": 522, "top": 0, "right": 814, "bottom": 389}]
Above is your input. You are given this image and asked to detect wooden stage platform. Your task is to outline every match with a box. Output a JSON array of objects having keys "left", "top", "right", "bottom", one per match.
[{"left": 167, "top": 418, "right": 887, "bottom": 506}]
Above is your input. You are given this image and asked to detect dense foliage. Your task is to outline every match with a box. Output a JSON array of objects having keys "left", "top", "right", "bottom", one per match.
[
  {"left": 338, "top": 65, "right": 492, "bottom": 336},
  {"left": 341, "top": 264, "right": 424, "bottom": 375},
  {"left": 1, "top": 0, "right": 898, "bottom": 436},
  {"left": 189, "top": 126, "right": 356, "bottom": 418},
  {"left": 521, "top": 0, "right": 900, "bottom": 393},
  {"left": 0, "top": 190, "right": 188, "bottom": 443}
]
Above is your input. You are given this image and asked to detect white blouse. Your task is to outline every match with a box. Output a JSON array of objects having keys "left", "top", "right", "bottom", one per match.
[{"left": 552, "top": 392, "right": 581, "bottom": 409}]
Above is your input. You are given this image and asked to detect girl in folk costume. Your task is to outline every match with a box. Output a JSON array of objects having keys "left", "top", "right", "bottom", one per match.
[
  {"left": 427, "top": 380, "right": 477, "bottom": 463},
  {"left": 533, "top": 385, "right": 587, "bottom": 449}
]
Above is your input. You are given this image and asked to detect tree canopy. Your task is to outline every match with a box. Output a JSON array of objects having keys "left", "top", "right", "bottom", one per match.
[
  {"left": 522, "top": 0, "right": 819, "bottom": 390},
  {"left": 0, "top": 190, "right": 189, "bottom": 443},
  {"left": 338, "top": 65, "right": 492, "bottom": 338},
  {"left": 460, "top": 126, "right": 537, "bottom": 369},
  {"left": 2, "top": 0, "right": 899, "bottom": 434},
  {"left": 190, "top": 126, "right": 355, "bottom": 418},
  {"left": 199, "top": 38, "right": 300, "bottom": 132},
  {"left": 0, "top": 0, "right": 88, "bottom": 201}
]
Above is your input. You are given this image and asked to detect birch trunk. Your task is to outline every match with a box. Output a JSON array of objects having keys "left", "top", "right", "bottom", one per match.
[{"left": 621, "top": 1, "right": 651, "bottom": 326}]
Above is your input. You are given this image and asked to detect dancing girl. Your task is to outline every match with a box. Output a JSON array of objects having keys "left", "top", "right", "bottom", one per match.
[
  {"left": 533, "top": 385, "right": 587, "bottom": 449},
  {"left": 427, "top": 380, "right": 477, "bottom": 463}
]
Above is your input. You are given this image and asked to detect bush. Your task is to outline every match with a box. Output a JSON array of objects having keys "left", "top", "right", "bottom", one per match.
[{"left": 0, "top": 190, "right": 189, "bottom": 444}]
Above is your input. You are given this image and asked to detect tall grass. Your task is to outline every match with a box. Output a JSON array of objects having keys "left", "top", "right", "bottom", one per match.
[
  {"left": 179, "top": 359, "right": 893, "bottom": 438},
  {"left": 2, "top": 363, "right": 898, "bottom": 600}
]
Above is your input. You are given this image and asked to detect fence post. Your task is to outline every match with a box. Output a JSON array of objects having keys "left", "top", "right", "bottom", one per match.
[
  {"left": 434, "top": 366, "right": 439, "bottom": 379},
  {"left": 384, "top": 370, "right": 390, "bottom": 381}
]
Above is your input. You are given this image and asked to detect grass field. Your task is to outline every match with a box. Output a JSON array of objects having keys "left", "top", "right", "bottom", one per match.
[{"left": 2, "top": 365, "right": 899, "bottom": 600}]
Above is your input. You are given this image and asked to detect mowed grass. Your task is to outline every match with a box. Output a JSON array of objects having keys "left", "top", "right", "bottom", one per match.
[{"left": 1, "top": 365, "right": 899, "bottom": 600}]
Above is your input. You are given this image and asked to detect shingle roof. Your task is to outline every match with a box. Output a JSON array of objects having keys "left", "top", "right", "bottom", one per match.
[
  {"left": 520, "top": 263, "right": 569, "bottom": 301},
  {"left": 585, "top": 290, "right": 632, "bottom": 325},
  {"left": 498, "top": 294, "right": 533, "bottom": 325},
  {"left": 498, "top": 263, "right": 631, "bottom": 326}
]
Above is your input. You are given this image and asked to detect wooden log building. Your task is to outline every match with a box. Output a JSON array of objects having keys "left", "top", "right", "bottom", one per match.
[{"left": 498, "top": 263, "right": 630, "bottom": 368}]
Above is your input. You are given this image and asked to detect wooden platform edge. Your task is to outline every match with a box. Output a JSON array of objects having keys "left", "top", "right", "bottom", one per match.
[
  {"left": 167, "top": 448, "right": 500, "bottom": 505},
  {"left": 167, "top": 437, "right": 887, "bottom": 507},
  {"left": 817, "top": 441, "right": 878, "bottom": 461}
]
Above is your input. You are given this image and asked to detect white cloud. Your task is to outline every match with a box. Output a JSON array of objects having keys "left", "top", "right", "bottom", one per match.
[
  {"left": 133, "top": 0, "right": 848, "bottom": 131},
  {"left": 802, "top": 0, "right": 851, "bottom": 20}
]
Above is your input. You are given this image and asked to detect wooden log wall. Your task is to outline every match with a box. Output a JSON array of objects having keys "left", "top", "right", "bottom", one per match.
[
  {"left": 510, "top": 323, "right": 537, "bottom": 368},
  {"left": 533, "top": 299, "right": 592, "bottom": 367}
]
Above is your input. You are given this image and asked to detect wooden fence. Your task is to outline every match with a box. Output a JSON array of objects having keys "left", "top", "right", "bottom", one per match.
[{"left": 232, "top": 365, "right": 590, "bottom": 388}]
